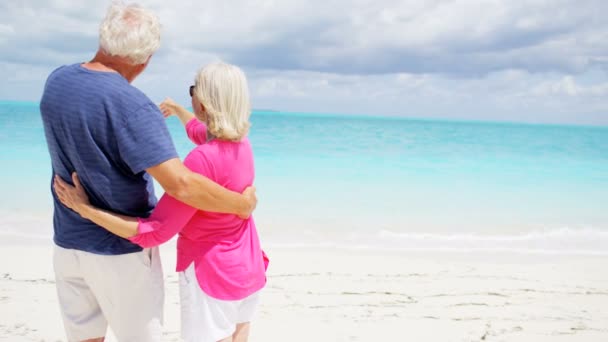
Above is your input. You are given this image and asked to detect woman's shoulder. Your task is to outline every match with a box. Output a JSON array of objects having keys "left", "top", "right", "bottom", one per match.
[
  {"left": 187, "top": 138, "right": 252, "bottom": 159},
  {"left": 184, "top": 144, "right": 213, "bottom": 168},
  {"left": 184, "top": 138, "right": 254, "bottom": 183}
]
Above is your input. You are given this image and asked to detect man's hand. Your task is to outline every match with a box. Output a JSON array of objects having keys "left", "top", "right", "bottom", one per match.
[{"left": 239, "top": 186, "right": 257, "bottom": 219}]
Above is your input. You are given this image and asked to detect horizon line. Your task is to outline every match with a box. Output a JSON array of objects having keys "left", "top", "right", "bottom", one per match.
[{"left": 1, "top": 99, "right": 606, "bottom": 129}]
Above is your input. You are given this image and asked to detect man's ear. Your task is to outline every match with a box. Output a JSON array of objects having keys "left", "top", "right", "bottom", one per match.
[
  {"left": 136, "top": 56, "right": 152, "bottom": 73},
  {"left": 137, "top": 62, "right": 147, "bottom": 73},
  {"left": 142, "top": 55, "right": 152, "bottom": 68}
]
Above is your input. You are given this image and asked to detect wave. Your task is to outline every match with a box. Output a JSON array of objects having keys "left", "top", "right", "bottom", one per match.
[{"left": 265, "top": 227, "right": 608, "bottom": 256}]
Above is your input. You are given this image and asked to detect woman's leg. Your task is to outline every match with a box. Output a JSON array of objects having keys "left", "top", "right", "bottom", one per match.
[{"left": 232, "top": 323, "right": 250, "bottom": 342}]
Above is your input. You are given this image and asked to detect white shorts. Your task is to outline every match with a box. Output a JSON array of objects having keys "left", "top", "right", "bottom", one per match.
[
  {"left": 53, "top": 245, "right": 164, "bottom": 342},
  {"left": 179, "top": 263, "right": 261, "bottom": 342}
]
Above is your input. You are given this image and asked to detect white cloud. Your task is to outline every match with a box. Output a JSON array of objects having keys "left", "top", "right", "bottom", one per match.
[
  {"left": 0, "top": 24, "right": 13, "bottom": 35},
  {"left": 0, "top": 24, "right": 13, "bottom": 45},
  {"left": 529, "top": 75, "right": 608, "bottom": 103}
]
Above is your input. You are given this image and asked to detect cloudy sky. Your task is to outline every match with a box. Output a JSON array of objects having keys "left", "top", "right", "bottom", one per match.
[{"left": 1, "top": 0, "right": 607, "bottom": 125}]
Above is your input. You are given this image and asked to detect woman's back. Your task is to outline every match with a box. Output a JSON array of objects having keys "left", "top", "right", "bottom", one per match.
[
  {"left": 176, "top": 126, "right": 266, "bottom": 300},
  {"left": 180, "top": 137, "right": 255, "bottom": 242}
]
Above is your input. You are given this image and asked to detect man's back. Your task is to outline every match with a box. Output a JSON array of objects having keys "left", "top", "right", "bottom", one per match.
[{"left": 40, "top": 63, "right": 177, "bottom": 255}]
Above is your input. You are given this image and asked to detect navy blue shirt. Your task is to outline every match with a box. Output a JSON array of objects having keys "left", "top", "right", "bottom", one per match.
[{"left": 40, "top": 64, "right": 178, "bottom": 255}]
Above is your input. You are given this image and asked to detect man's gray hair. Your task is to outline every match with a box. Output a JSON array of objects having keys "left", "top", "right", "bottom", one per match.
[{"left": 99, "top": 2, "right": 161, "bottom": 65}]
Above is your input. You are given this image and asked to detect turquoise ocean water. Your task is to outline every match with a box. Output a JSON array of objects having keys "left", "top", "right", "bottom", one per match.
[{"left": 1, "top": 101, "right": 608, "bottom": 254}]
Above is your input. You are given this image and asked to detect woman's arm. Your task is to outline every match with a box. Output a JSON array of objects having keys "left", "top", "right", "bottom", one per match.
[
  {"left": 160, "top": 98, "right": 207, "bottom": 144},
  {"left": 185, "top": 118, "right": 208, "bottom": 145},
  {"left": 129, "top": 193, "right": 197, "bottom": 247},
  {"left": 53, "top": 173, "right": 198, "bottom": 247},
  {"left": 79, "top": 204, "right": 139, "bottom": 239},
  {"left": 160, "top": 98, "right": 195, "bottom": 126},
  {"left": 53, "top": 173, "right": 138, "bottom": 239}
]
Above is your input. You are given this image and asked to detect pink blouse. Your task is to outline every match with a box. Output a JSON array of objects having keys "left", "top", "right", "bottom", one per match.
[{"left": 129, "top": 119, "right": 268, "bottom": 300}]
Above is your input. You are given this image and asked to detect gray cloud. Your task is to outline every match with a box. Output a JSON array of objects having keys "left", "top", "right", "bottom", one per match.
[
  {"left": 0, "top": 0, "right": 606, "bottom": 124},
  {"left": 2, "top": 0, "right": 606, "bottom": 77},
  {"left": 218, "top": 0, "right": 607, "bottom": 76}
]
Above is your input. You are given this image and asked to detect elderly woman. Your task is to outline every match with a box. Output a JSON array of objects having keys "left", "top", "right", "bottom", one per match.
[{"left": 54, "top": 62, "right": 268, "bottom": 342}]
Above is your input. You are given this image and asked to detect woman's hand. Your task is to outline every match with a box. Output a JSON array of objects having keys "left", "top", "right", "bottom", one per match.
[
  {"left": 160, "top": 97, "right": 196, "bottom": 126},
  {"left": 53, "top": 173, "right": 91, "bottom": 217},
  {"left": 159, "top": 97, "right": 182, "bottom": 118}
]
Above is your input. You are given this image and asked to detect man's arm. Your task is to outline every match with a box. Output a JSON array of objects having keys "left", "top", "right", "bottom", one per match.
[{"left": 147, "top": 158, "right": 256, "bottom": 218}]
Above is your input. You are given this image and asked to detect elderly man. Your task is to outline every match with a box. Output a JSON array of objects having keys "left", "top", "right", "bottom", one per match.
[{"left": 39, "top": 3, "right": 256, "bottom": 342}]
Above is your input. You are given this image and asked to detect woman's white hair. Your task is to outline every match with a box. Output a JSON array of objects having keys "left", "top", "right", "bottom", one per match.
[
  {"left": 193, "top": 62, "right": 251, "bottom": 141},
  {"left": 99, "top": 2, "right": 161, "bottom": 65}
]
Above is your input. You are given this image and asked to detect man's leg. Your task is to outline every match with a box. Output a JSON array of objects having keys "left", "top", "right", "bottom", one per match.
[
  {"left": 53, "top": 246, "right": 108, "bottom": 342},
  {"left": 81, "top": 247, "right": 164, "bottom": 342}
]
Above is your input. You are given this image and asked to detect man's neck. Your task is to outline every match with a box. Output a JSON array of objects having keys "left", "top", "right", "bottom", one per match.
[{"left": 82, "top": 51, "right": 134, "bottom": 81}]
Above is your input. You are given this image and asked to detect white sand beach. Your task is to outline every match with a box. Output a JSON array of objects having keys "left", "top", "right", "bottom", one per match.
[{"left": 1, "top": 240, "right": 608, "bottom": 342}]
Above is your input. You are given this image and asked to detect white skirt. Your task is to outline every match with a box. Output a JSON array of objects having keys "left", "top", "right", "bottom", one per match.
[{"left": 179, "top": 263, "right": 261, "bottom": 342}]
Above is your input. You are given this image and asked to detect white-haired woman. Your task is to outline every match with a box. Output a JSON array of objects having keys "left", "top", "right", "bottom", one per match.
[{"left": 54, "top": 62, "right": 268, "bottom": 342}]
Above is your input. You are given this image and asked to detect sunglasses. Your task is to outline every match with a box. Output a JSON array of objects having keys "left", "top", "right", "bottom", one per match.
[{"left": 189, "top": 85, "right": 195, "bottom": 97}]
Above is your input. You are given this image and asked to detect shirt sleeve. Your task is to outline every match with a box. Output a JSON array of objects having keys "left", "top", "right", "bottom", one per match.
[
  {"left": 117, "top": 103, "right": 178, "bottom": 174},
  {"left": 129, "top": 193, "right": 197, "bottom": 247},
  {"left": 128, "top": 147, "right": 214, "bottom": 248},
  {"left": 185, "top": 118, "right": 208, "bottom": 145}
]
